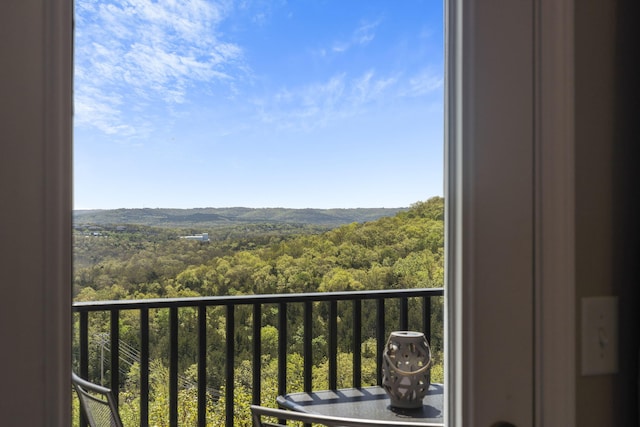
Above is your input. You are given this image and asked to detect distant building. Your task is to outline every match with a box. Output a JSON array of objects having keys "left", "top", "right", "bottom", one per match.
[{"left": 181, "top": 232, "right": 209, "bottom": 242}]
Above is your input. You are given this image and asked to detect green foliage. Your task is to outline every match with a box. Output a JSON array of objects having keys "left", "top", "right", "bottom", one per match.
[
  {"left": 73, "top": 197, "right": 444, "bottom": 300},
  {"left": 72, "top": 197, "right": 445, "bottom": 424}
]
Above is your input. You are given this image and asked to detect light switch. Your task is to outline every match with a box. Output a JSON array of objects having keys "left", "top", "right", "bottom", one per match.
[{"left": 581, "top": 296, "right": 618, "bottom": 375}]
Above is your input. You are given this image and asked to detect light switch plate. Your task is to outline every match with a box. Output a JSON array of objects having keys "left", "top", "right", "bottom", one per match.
[{"left": 581, "top": 296, "right": 618, "bottom": 375}]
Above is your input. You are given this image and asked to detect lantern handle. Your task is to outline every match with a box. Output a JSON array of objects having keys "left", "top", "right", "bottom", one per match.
[{"left": 383, "top": 351, "right": 432, "bottom": 376}]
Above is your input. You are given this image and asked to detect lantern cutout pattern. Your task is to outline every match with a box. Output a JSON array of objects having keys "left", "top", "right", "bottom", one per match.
[{"left": 381, "top": 331, "right": 432, "bottom": 409}]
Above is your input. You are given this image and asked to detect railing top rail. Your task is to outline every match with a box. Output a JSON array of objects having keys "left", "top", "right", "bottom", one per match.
[{"left": 72, "top": 287, "right": 444, "bottom": 312}]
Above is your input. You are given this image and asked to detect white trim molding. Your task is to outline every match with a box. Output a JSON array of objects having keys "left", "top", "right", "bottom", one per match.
[
  {"left": 43, "top": 0, "right": 74, "bottom": 425},
  {"left": 534, "top": 0, "right": 576, "bottom": 425},
  {"left": 447, "top": 0, "right": 536, "bottom": 425}
]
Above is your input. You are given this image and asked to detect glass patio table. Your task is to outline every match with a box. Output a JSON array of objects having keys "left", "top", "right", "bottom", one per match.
[{"left": 276, "top": 384, "right": 444, "bottom": 426}]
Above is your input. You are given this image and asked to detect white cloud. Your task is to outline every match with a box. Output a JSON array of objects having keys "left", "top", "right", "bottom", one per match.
[
  {"left": 331, "top": 20, "right": 380, "bottom": 53},
  {"left": 353, "top": 21, "right": 378, "bottom": 45},
  {"left": 74, "top": 0, "right": 245, "bottom": 137},
  {"left": 255, "top": 70, "right": 400, "bottom": 132},
  {"left": 74, "top": 87, "right": 137, "bottom": 136},
  {"left": 401, "top": 69, "right": 443, "bottom": 97},
  {"left": 331, "top": 42, "right": 349, "bottom": 53},
  {"left": 350, "top": 70, "right": 397, "bottom": 104},
  {"left": 255, "top": 63, "right": 441, "bottom": 133}
]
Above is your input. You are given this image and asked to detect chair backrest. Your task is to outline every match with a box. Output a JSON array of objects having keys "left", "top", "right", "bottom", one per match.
[
  {"left": 250, "top": 405, "right": 441, "bottom": 427},
  {"left": 72, "top": 373, "right": 124, "bottom": 427}
]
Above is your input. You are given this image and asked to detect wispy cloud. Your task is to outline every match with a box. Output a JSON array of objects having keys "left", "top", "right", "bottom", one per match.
[
  {"left": 352, "top": 21, "right": 378, "bottom": 45},
  {"left": 75, "top": 0, "right": 245, "bottom": 137},
  {"left": 400, "top": 69, "right": 443, "bottom": 97},
  {"left": 254, "top": 70, "right": 399, "bottom": 132},
  {"left": 255, "top": 65, "right": 442, "bottom": 133},
  {"left": 331, "top": 20, "right": 380, "bottom": 53},
  {"left": 74, "top": 87, "right": 136, "bottom": 136},
  {"left": 350, "top": 71, "right": 397, "bottom": 104}
]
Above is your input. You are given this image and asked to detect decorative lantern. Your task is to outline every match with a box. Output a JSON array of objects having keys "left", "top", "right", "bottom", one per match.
[{"left": 381, "top": 331, "right": 432, "bottom": 409}]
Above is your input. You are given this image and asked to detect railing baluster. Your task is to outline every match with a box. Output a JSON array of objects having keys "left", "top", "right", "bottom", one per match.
[
  {"left": 79, "top": 311, "right": 88, "bottom": 427},
  {"left": 252, "top": 303, "right": 262, "bottom": 406},
  {"left": 328, "top": 300, "right": 338, "bottom": 390},
  {"left": 423, "top": 296, "right": 433, "bottom": 386},
  {"left": 110, "top": 310, "right": 119, "bottom": 405},
  {"left": 225, "top": 304, "right": 235, "bottom": 427},
  {"left": 423, "top": 296, "right": 432, "bottom": 346},
  {"left": 353, "top": 300, "right": 362, "bottom": 388},
  {"left": 170, "top": 307, "right": 178, "bottom": 427},
  {"left": 376, "top": 299, "right": 385, "bottom": 385},
  {"left": 277, "top": 302, "right": 288, "bottom": 426},
  {"left": 198, "top": 305, "right": 207, "bottom": 427},
  {"left": 303, "top": 300, "right": 313, "bottom": 392},
  {"left": 400, "top": 297, "right": 409, "bottom": 330},
  {"left": 140, "top": 309, "right": 149, "bottom": 427},
  {"left": 79, "top": 312, "right": 89, "bottom": 379},
  {"left": 278, "top": 302, "right": 287, "bottom": 398}
]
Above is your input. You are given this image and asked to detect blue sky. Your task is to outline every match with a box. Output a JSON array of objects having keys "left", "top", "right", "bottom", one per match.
[{"left": 73, "top": 0, "right": 443, "bottom": 209}]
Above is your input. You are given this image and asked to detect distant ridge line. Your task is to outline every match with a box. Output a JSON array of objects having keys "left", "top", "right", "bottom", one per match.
[{"left": 73, "top": 206, "right": 408, "bottom": 228}]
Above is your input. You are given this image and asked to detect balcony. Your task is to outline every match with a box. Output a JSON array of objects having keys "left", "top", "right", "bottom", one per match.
[{"left": 73, "top": 287, "right": 444, "bottom": 426}]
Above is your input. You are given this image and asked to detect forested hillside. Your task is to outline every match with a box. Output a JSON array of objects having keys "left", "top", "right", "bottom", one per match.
[
  {"left": 72, "top": 197, "right": 444, "bottom": 426},
  {"left": 73, "top": 198, "right": 442, "bottom": 301}
]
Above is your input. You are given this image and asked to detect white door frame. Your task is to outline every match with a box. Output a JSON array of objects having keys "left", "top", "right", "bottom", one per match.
[
  {"left": 0, "top": 0, "right": 73, "bottom": 425},
  {"left": 446, "top": 0, "right": 575, "bottom": 426}
]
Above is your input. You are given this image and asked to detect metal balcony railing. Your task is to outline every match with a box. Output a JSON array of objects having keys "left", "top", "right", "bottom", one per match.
[{"left": 73, "top": 287, "right": 444, "bottom": 427}]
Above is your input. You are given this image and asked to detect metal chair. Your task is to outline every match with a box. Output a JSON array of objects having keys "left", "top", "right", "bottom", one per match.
[
  {"left": 72, "top": 373, "right": 124, "bottom": 427},
  {"left": 251, "top": 405, "right": 441, "bottom": 427}
]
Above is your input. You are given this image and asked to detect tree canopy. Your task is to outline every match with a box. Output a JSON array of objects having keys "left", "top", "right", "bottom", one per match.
[{"left": 72, "top": 197, "right": 445, "bottom": 426}]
